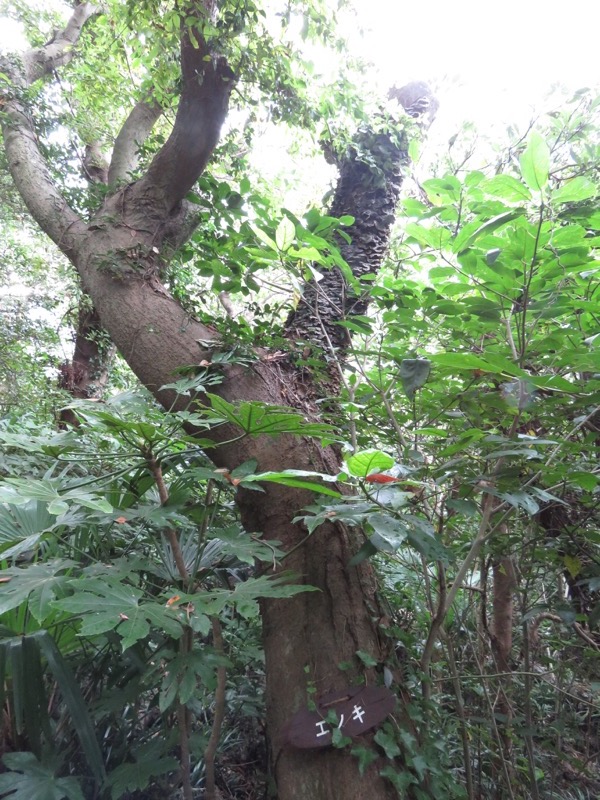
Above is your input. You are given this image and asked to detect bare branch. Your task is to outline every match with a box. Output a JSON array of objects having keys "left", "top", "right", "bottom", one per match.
[
  {"left": 108, "top": 99, "right": 163, "bottom": 186},
  {"left": 22, "top": 3, "right": 100, "bottom": 84},
  {"left": 132, "top": 9, "right": 235, "bottom": 214}
]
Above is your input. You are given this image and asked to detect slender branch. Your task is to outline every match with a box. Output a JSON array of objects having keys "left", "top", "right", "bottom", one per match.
[
  {"left": 108, "top": 99, "right": 163, "bottom": 186},
  {"left": 145, "top": 451, "right": 189, "bottom": 582}
]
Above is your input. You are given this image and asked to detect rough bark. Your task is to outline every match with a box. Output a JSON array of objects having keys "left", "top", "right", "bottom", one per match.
[
  {"left": 286, "top": 82, "right": 437, "bottom": 357},
  {"left": 0, "top": 6, "right": 435, "bottom": 798},
  {"left": 58, "top": 304, "right": 115, "bottom": 427}
]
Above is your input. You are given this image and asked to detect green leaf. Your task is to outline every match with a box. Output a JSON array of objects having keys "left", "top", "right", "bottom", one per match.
[
  {"left": 552, "top": 176, "right": 597, "bottom": 204},
  {"left": 35, "top": 632, "right": 106, "bottom": 782},
  {"left": 205, "top": 395, "right": 333, "bottom": 438},
  {"left": 239, "top": 469, "right": 341, "bottom": 497},
  {"left": 0, "top": 562, "right": 73, "bottom": 617},
  {"left": 455, "top": 210, "right": 525, "bottom": 253},
  {"left": 346, "top": 449, "right": 394, "bottom": 478},
  {"left": 399, "top": 358, "right": 431, "bottom": 399},
  {"left": 520, "top": 132, "right": 550, "bottom": 191},
  {"left": 275, "top": 216, "right": 296, "bottom": 251},
  {"left": 374, "top": 728, "right": 401, "bottom": 759},
  {"left": 252, "top": 225, "right": 278, "bottom": 251},
  {"left": 0, "top": 753, "right": 84, "bottom": 800},
  {"left": 108, "top": 755, "right": 179, "bottom": 799},
  {"left": 482, "top": 174, "right": 532, "bottom": 202},
  {"left": 367, "top": 514, "right": 408, "bottom": 552}
]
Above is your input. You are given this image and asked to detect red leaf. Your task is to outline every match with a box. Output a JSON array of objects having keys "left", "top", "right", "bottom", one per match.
[{"left": 365, "top": 474, "right": 398, "bottom": 484}]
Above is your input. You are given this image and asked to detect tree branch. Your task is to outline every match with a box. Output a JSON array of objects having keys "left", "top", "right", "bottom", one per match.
[
  {"left": 0, "top": 3, "right": 98, "bottom": 256},
  {"left": 108, "top": 99, "right": 163, "bottom": 186},
  {"left": 132, "top": 6, "right": 235, "bottom": 214},
  {"left": 1, "top": 97, "right": 86, "bottom": 257},
  {"left": 21, "top": 3, "right": 100, "bottom": 84}
]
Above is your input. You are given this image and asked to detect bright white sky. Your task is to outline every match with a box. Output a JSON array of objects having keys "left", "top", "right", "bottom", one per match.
[
  {"left": 1, "top": 0, "right": 599, "bottom": 203},
  {"left": 2, "top": 0, "right": 598, "bottom": 119},
  {"left": 347, "top": 0, "right": 599, "bottom": 127}
]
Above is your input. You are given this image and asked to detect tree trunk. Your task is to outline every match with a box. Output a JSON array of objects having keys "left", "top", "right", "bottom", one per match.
[{"left": 0, "top": 7, "right": 436, "bottom": 797}]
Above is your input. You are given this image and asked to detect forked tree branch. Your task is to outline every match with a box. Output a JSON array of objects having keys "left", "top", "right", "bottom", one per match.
[{"left": 22, "top": 2, "right": 99, "bottom": 84}]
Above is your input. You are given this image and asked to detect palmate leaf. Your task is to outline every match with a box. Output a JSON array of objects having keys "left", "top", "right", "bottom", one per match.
[
  {"left": 107, "top": 755, "right": 179, "bottom": 799},
  {"left": 0, "top": 500, "right": 57, "bottom": 559},
  {"left": 0, "top": 478, "right": 112, "bottom": 516},
  {"left": 230, "top": 572, "right": 319, "bottom": 619},
  {"left": 205, "top": 394, "right": 334, "bottom": 438},
  {"left": 0, "top": 752, "right": 84, "bottom": 800},
  {"left": 0, "top": 561, "right": 74, "bottom": 620},
  {"left": 53, "top": 578, "right": 184, "bottom": 649}
]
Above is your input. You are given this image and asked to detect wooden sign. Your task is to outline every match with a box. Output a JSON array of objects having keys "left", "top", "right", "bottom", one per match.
[{"left": 285, "top": 685, "right": 396, "bottom": 749}]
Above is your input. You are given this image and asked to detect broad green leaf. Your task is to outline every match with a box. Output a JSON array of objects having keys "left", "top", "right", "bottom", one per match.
[
  {"left": 252, "top": 225, "right": 278, "bottom": 251},
  {"left": 482, "top": 174, "right": 532, "bottom": 202},
  {"left": 108, "top": 755, "right": 179, "bottom": 799},
  {"left": 552, "top": 176, "right": 597, "bottom": 204},
  {"left": 454, "top": 210, "right": 525, "bottom": 253},
  {"left": 0, "top": 562, "right": 73, "bottom": 617},
  {"left": 399, "top": 358, "right": 431, "bottom": 399},
  {"left": 367, "top": 514, "right": 408, "bottom": 552},
  {"left": 275, "top": 216, "right": 296, "bottom": 251},
  {"left": 346, "top": 449, "right": 394, "bottom": 477},
  {"left": 520, "top": 132, "right": 550, "bottom": 191},
  {"left": 205, "top": 395, "right": 333, "bottom": 438},
  {"left": 0, "top": 753, "right": 84, "bottom": 800}
]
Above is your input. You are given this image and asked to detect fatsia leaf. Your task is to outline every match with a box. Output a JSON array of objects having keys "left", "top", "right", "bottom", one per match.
[
  {"left": 53, "top": 579, "right": 184, "bottom": 648},
  {"left": 205, "top": 394, "right": 333, "bottom": 438},
  {"left": 0, "top": 561, "right": 73, "bottom": 617},
  {"left": 0, "top": 752, "right": 84, "bottom": 800},
  {"left": 108, "top": 756, "right": 179, "bottom": 799},
  {"left": 520, "top": 132, "right": 550, "bottom": 191}
]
